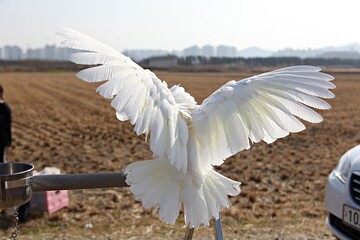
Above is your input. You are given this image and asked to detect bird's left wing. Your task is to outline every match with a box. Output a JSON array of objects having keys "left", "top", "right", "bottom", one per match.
[
  {"left": 57, "top": 27, "right": 195, "bottom": 173},
  {"left": 191, "top": 66, "right": 335, "bottom": 169}
]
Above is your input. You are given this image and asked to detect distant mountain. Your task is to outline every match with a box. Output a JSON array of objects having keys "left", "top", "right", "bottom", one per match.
[
  {"left": 272, "top": 43, "right": 360, "bottom": 59},
  {"left": 320, "top": 43, "right": 360, "bottom": 53},
  {"left": 237, "top": 47, "right": 272, "bottom": 58}
]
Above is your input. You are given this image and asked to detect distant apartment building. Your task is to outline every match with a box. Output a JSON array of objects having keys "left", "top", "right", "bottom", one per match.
[
  {"left": 0, "top": 45, "right": 74, "bottom": 61},
  {"left": 183, "top": 45, "right": 202, "bottom": 57},
  {"left": 202, "top": 45, "right": 215, "bottom": 58},
  {"left": 56, "top": 47, "right": 75, "bottom": 61},
  {"left": 171, "top": 50, "right": 184, "bottom": 57},
  {"left": 24, "top": 46, "right": 74, "bottom": 61},
  {"left": 0, "top": 43, "right": 243, "bottom": 61},
  {"left": 27, "top": 48, "right": 44, "bottom": 60},
  {"left": 4, "top": 45, "right": 23, "bottom": 60},
  {"left": 44, "top": 45, "right": 57, "bottom": 60},
  {"left": 216, "top": 45, "right": 237, "bottom": 58}
]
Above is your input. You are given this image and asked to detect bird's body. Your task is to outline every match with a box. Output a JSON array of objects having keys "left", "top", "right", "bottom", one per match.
[{"left": 57, "top": 27, "right": 335, "bottom": 228}]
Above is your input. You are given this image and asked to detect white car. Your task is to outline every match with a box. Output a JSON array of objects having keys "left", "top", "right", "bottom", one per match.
[{"left": 325, "top": 144, "right": 360, "bottom": 240}]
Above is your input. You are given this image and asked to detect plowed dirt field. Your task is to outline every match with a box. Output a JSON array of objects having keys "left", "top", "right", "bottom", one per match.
[{"left": 1, "top": 70, "right": 358, "bottom": 239}]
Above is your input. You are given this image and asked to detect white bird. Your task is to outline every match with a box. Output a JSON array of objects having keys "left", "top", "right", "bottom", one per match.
[{"left": 57, "top": 27, "right": 335, "bottom": 228}]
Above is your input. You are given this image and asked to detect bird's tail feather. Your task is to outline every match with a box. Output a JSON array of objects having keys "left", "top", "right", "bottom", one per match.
[
  {"left": 125, "top": 159, "right": 241, "bottom": 228},
  {"left": 125, "top": 159, "right": 182, "bottom": 224},
  {"left": 182, "top": 169, "right": 241, "bottom": 228}
]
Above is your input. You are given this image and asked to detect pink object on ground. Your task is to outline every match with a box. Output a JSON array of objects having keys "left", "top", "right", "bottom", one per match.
[
  {"left": 44, "top": 190, "right": 69, "bottom": 214},
  {"left": 30, "top": 167, "right": 69, "bottom": 215}
]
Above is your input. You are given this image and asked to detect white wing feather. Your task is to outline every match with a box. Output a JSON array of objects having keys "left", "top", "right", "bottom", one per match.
[
  {"left": 191, "top": 66, "right": 335, "bottom": 168},
  {"left": 57, "top": 27, "right": 196, "bottom": 173}
]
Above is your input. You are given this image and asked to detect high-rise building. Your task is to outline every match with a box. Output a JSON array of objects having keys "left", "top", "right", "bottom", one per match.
[
  {"left": 216, "top": 45, "right": 237, "bottom": 58},
  {"left": 171, "top": 50, "right": 183, "bottom": 57},
  {"left": 202, "top": 45, "right": 215, "bottom": 58},
  {"left": 56, "top": 47, "right": 76, "bottom": 61},
  {"left": 44, "top": 45, "right": 57, "bottom": 60},
  {"left": 4, "top": 45, "right": 23, "bottom": 60},
  {"left": 183, "top": 45, "right": 202, "bottom": 57},
  {"left": 27, "top": 48, "right": 44, "bottom": 60}
]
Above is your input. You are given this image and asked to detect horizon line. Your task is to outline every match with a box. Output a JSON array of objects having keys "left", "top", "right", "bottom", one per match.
[{"left": 1, "top": 42, "right": 360, "bottom": 53}]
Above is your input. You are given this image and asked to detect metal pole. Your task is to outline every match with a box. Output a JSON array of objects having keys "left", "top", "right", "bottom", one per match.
[
  {"left": 214, "top": 215, "right": 224, "bottom": 240},
  {"left": 31, "top": 172, "right": 128, "bottom": 192}
]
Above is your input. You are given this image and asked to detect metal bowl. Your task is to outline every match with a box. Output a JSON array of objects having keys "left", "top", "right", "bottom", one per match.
[{"left": 0, "top": 162, "right": 34, "bottom": 209}]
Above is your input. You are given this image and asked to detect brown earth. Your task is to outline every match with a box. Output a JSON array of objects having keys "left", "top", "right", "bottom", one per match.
[{"left": 0, "top": 70, "right": 359, "bottom": 239}]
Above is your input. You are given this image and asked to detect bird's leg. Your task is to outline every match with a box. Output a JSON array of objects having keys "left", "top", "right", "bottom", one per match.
[
  {"left": 214, "top": 214, "right": 224, "bottom": 240},
  {"left": 184, "top": 222, "right": 194, "bottom": 240}
]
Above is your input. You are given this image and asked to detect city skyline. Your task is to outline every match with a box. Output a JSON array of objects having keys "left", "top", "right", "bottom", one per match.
[
  {"left": 2, "top": 41, "right": 360, "bottom": 61},
  {"left": 1, "top": 1, "right": 360, "bottom": 52}
]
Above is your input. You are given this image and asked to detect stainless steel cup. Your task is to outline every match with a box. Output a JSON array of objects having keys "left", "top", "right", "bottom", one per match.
[{"left": 0, "top": 162, "right": 34, "bottom": 209}]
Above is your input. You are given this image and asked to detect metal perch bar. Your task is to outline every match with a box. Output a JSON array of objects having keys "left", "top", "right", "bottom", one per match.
[
  {"left": 31, "top": 172, "right": 129, "bottom": 192},
  {"left": 0, "top": 162, "right": 224, "bottom": 239},
  {"left": 31, "top": 172, "right": 223, "bottom": 239}
]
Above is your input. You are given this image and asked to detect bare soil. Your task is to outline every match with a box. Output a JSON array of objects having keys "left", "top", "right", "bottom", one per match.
[{"left": 1, "top": 70, "right": 358, "bottom": 239}]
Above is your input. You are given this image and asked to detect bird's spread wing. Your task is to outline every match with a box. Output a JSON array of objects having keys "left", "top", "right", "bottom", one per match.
[
  {"left": 191, "top": 66, "right": 335, "bottom": 168},
  {"left": 57, "top": 27, "right": 196, "bottom": 173}
]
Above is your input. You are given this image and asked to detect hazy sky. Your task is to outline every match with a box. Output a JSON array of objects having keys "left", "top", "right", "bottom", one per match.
[{"left": 1, "top": 0, "right": 360, "bottom": 51}]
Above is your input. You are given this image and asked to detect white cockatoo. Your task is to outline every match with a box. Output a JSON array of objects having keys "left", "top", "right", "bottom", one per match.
[{"left": 57, "top": 27, "right": 335, "bottom": 228}]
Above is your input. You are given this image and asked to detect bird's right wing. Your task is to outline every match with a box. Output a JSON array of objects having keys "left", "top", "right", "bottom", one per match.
[
  {"left": 191, "top": 66, "right": 335, "bottom": 169},
  {"left": 57, "top": 27, "right": 196, "bottom": 173}
]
